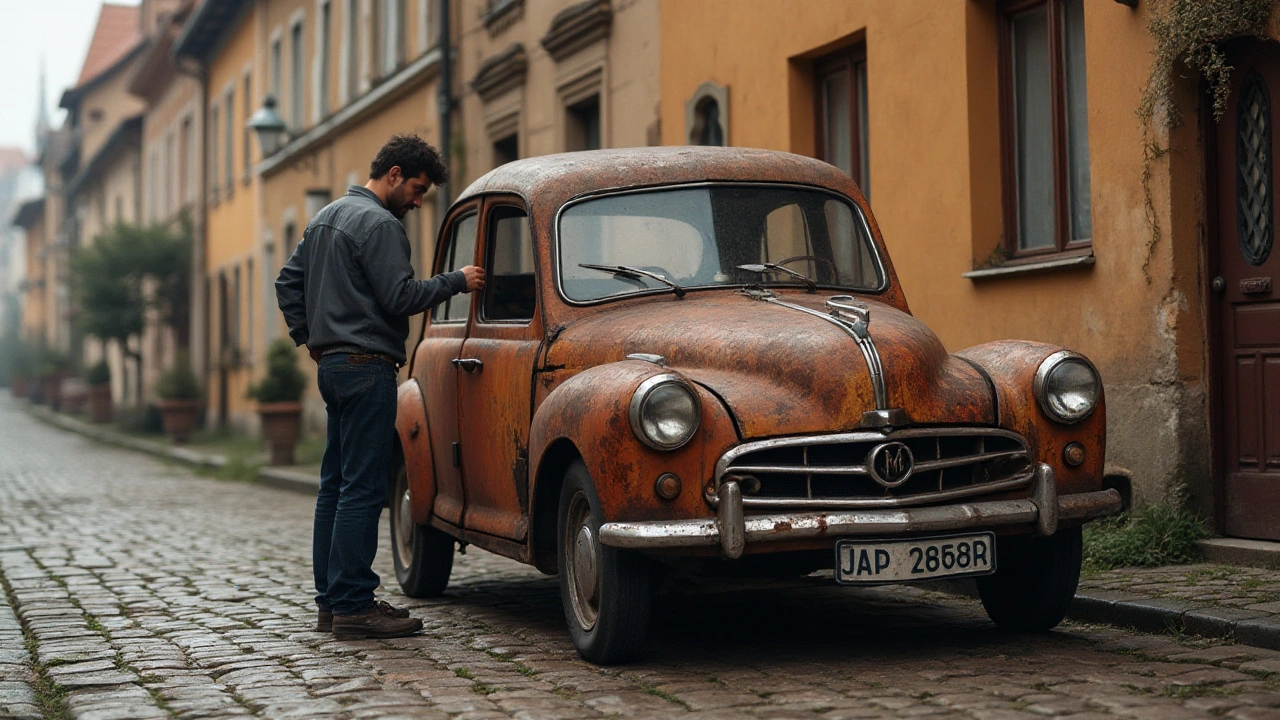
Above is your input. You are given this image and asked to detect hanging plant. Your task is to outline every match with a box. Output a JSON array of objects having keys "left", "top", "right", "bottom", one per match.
[{"left": 1139, "top": 0, "right": 1273, "bottom": 128}]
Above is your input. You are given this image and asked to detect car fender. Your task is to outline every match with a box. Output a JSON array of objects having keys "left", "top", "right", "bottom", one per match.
[
  {"left": 395, "top": 379, "right": 437, "bottom": 525},
  {"left": 528, "top": 360, "right": 736, "bottom": 525},
  {"left": 956, "top": 340, "right": 1106, "bottom": 496}
]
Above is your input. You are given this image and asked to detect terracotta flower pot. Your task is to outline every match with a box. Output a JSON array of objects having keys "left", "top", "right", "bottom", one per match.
[
  {"left": 60, "top": 379, "right": 87, "bottom": 415},
  {"left": 155, "top": 399, "right": 200, "bottom": 443},
  {"left": 10, "top": 376, "right": 26, "bottom": 400},
  {"left": 258, "top": 401, "right": 302, "bottom": 465},
  {"left": 40, "top": 373, "right": 63, "bottom": 409},
  {"left": 88, "top": 384, "right": 113, "bottom": 424}
]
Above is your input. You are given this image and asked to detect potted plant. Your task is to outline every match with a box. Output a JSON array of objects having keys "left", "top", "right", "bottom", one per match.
[
  {"left": 249, "top": 339, "right": 307, "bottom": 465},
  {"left": 154, "top": 353, "right": 201, "bottom": 443},
  {"left": 85, "top": 360, "right": 112, "bottom": 423},
  {"left": 39, "top": 347, "right": 70, "bottom": 410}
]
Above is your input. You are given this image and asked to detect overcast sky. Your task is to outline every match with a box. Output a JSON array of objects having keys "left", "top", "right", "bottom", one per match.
[{"left": 0, "top": 0, "right": 134, "bottom": 158}]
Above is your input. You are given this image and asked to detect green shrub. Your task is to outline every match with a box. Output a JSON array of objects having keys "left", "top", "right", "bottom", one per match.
[
  {"left": 1083, "top": 501, "right": 1211, "bottom": 571},
  {"left": 154, "top": 353, "right": 201, "bottom": 400},
  {"left": 39, "top": 346, "right": 70, "bottom": 375},
  {"left": 85, "top": 360, "right": 110, "bottom": 386},
  {"left": 248, "top": 339, "right": 306, "bottom": 403}
]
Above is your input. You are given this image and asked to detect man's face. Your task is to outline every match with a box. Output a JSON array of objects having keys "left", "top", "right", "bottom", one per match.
[{"left": 387, "top": 168, "right": 432, "bottom": 219}]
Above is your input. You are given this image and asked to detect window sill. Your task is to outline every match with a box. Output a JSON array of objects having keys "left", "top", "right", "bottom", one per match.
[{"left": 963, "top": 253, "right": 1094, "bottom": 281}]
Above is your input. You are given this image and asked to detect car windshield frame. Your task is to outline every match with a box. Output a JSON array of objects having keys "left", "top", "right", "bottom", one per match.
[{"left": 551, "top": 182, "right": 889, "bottom": 307}]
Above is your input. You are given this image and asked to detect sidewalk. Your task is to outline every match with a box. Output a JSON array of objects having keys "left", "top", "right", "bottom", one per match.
[{"left": 18, "top": 394, "right": 1280, "bottom": 656}]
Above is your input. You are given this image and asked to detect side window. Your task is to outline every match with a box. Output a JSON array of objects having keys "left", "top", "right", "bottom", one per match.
[
  {"left": 482, "top": 205, "right": 536, "bottom": 322},
  {"left": 432, "top": 213, "right": 477, "bottom": 322}
]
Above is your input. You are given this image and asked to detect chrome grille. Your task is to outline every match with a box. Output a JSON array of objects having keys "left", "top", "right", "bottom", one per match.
[{"left": 712, "top": 428, "right": 1032, "bottom": 509}]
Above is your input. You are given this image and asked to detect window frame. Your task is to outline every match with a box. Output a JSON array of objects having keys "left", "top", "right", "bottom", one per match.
[
  {"left": 814, "top": 44, "right": 870, "bottom": 198},
  {"left": 430, "top": 208, "right": 480, "bottom": 324},
  {"left": 997, "top": 0, "right": 1092, "bottom": 259},
  {"left": 290, "top": 19, "right": 305, "bottom": 131},
  {"left": 479, "top": 203, "right": 537, "bottom": 325}
]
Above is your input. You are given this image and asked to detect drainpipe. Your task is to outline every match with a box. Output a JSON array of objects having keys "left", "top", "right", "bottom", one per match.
[
  {"left": 175, "top": 55, "right": 209, "bottom": 422},
  {"left": 434, "top": 0, "right": 452, "bottom": 225}
]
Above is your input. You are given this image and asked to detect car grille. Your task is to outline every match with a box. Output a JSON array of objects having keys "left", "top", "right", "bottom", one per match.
[{"left": 711, "top": 428, "right": 1033, "bottom": 509}]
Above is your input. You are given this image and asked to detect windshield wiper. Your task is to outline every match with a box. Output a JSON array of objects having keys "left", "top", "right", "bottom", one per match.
[
  {"left": 736, "top": 263, "right": 817, "bottom": 293},
  {"left": 578, "top": 263, "right": 687, "bottom": 298}
]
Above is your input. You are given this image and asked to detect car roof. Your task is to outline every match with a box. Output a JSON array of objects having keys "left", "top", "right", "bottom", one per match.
[{"left": 452, "top": 146, "right": 860, "bottom": 210}]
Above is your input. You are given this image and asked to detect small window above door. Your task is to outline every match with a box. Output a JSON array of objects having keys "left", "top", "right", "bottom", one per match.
[{"left": 482, "top": 205, "right": 536, "bottom": 323}]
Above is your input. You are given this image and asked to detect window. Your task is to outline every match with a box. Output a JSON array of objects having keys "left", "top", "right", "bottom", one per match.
[
  {"left": 999, "top": 0, "right": 1091, "bottom": 255},
  {"left": 209, "top": 104, "right": 220, "bottom": 199},
  {"left": 816, "top": 46, "right": 870, "bottom": 198},
  {"left": 166, "top": 131, "right": 177, "bottom": 213},
  {"left": 483, "top": 206, "right": 535, "bottom": 322},
  {"left": 224, "top": 87, "right": 235, "bottom": 193},
  {"left": 270, "top": 36, "right": 282, "bottom": 100},
  {"left": 283, "top": 220, "right": 298, "bottom": 270},
  {"left": 493, "top": 134, "right": 518, "bottom": 168},
  {"left": 381, "top": 0, "right": 405, "bottom": 75},
  {"left": 566, "top": 95, "right": 601, "bottom": 152},
  {"left": 432, "top": 213, "right": 478, "bottom": 322},
  {"left": 344, "top": 0, "right": 360, "bottom": 101},
  {"left": 180, "top": 116, "right": 192, "bottom": 205},
  {"left": 246, "top": 258, "right": 254, "bottom": 359},
  {"left": 148, "top": 150, "right": 159, "bottom": 221},
  {"left": 242, "top": 72, "right": 252, "bottom": 181},
  {"left": 318, "top": 0, "right": 331, "bottom": 118},
  {"left": 693, "top": 97, "right": 723, "bottom": 146},
  {"left": 291, "top": 20, "right": 305, "bottom": 129}
]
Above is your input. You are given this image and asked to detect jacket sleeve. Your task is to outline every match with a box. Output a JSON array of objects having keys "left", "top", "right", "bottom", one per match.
[
  {"left": 357, "top": 219, "right": 467, "bottom": 317},
  {"left": 275, "top": 236, "right": 309, "bottom": 346}
]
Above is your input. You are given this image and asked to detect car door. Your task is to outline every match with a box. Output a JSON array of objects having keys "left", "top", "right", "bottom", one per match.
[
  {"left": 456, "top": 198, "right": 541, "bottom": 541},
  {"left": 411, "top": 204, "right": 479, "bottom": 527}
]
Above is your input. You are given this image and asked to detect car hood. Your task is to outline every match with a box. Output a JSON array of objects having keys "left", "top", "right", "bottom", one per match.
[{"left": 545, "top": 292, "right": 995, "bottom": 439}]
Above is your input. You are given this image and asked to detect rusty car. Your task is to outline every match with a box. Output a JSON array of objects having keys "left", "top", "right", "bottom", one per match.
[{"left": 390, "top": 146, "right": 1122, "bottom": 664}]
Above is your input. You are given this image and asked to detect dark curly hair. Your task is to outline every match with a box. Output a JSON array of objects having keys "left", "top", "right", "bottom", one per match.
[{"left": 369, "top": 134, "right": 449, "bottom": 186}]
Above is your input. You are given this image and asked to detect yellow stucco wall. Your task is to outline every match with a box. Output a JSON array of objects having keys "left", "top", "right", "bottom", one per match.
[{"left": 659, "top": 0, "right": 1210, "bottom": 504}]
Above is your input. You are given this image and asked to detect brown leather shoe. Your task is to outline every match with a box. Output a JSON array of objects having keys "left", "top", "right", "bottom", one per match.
[
  {"left": 331, "top": 604, "right": 422, "bottom": 640},
  {"left": 317, "top": 600, "right": 410, "bottom": 633}
]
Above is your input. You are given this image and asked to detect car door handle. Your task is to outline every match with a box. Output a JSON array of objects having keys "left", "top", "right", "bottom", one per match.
[{"left": 451, "top": 358, "right": 483, "bottom": 372}]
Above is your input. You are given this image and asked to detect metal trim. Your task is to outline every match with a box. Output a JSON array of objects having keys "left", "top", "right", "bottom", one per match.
[
  {"left": 1033, "top": 350, "right": 1101, "bottom": 424},
  {"left": 727, "top": 474, "right": 1034, "bottom": 510},
  {"left": 628, "top": 373, "right": 702, "bottom": 451},
  {"left": 551, "top": 181, "right": 890, "bottom": 307},
  {"left": 759, "top": 295, "right": 888, "bottom": 409},
  {"left": 599, "top": 489, "right": 1123, "bottom": 551}
]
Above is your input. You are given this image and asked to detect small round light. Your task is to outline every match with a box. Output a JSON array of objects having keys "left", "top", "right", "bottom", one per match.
[
  {"left": 1034, "top": 352, "right": 1101, "bottom": 424},
  {"left": 629, "top": 374, "right": 701, "bottom": 451},
  {"left": 655, "top": 473, "right": 682, "bottom": 500},
  {"left": 1063, "top": 442, "right": 1086, "bottom": 467}
]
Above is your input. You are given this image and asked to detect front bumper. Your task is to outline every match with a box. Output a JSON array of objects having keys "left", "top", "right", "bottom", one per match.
[{"left": 599, "top": 463, "right": 1122, "bottom": 559}]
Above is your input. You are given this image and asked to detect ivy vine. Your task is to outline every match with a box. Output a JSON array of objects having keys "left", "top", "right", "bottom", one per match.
[{"left": 1137, "top": 0, "right": 1275, "bottom": 281}]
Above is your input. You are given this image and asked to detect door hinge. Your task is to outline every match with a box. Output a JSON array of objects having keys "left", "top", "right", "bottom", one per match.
[{"left": 451, "top": 441, "right": 461, "bottom": 468}]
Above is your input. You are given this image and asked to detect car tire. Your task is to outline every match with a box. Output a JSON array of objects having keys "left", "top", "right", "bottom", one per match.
[
  {"left": 976, "top": 526, "right": 1082, "bottom": 632},
  {"left": 557, "top": 459, "right": 652, "bottom": 664},
  {"left": 390, "top": 462, "right": 454, "bottom": 598}
]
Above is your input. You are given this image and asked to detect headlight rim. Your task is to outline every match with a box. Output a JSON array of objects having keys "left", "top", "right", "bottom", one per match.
[
  {"left": 629, "top": 373, "right": 702, "bottom": 451},
  {"left": 1033, "top": 350, "right": 1101, "bottom": 425}
]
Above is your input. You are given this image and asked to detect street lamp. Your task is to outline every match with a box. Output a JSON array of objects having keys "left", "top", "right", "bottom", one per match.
[{"left": 247, "top": 95, "right": 287, "bottom": 156}]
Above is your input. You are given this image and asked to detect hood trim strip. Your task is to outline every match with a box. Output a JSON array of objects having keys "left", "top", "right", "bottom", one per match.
[{"left": 762, "top": 297, "right": 888, "bottom": 409}]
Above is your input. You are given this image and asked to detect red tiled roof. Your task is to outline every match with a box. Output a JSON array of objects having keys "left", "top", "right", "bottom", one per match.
[{"left": 75, "top": 3, "right": 142, "bottom": 88}]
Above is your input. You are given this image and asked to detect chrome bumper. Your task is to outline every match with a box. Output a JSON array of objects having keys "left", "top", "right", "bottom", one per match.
[{"left": 599, "top": 463, "right": 1122, "bottom": 559}]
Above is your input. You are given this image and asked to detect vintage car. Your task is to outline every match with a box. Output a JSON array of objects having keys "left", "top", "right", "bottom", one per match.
[{"left": 390, "top": 146, "right": 1122, "bottom": 664}]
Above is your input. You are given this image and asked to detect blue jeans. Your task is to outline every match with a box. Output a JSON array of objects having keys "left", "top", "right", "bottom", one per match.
[{"left": 314, "top": 353, "right": 398, "bottom": 615}]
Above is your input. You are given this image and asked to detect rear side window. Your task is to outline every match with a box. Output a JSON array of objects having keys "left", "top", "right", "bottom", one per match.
[
  {"left": 432, "top": 213, "right": 477, "bottom": 323},
  {"left": 482, "top": 205, "right": 536, "bottom": 322}
]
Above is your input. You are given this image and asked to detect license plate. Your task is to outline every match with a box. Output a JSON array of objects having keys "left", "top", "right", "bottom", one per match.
[{"left": 834, "top": 532, "right": 996, "bottom": 584}]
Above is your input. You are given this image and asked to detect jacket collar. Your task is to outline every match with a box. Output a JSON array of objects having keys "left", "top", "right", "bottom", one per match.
[{"left": 347, "top": 185, "right": 387, "bottom": 209}]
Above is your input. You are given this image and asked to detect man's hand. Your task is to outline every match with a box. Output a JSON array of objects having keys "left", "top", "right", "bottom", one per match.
[{"left": 461, "top": 265, "right": 486, "bottom": 293}]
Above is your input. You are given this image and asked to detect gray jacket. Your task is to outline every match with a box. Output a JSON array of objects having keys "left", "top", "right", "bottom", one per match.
[{"left": 275, "top": 185, "right": 465, "bottom": 365}]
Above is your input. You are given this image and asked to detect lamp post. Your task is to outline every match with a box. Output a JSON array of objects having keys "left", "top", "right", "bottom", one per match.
[{"left": 247, "top": 95, "right": 287, "bottom": 156}]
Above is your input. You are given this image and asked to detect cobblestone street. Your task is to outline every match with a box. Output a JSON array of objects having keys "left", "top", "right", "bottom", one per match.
[{"left": 4, "top": 398, "right": 1280, "bottom": 719}]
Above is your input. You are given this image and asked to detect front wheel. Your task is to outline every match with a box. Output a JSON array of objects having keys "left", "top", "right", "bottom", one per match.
[
  {"left": 390, "top": 463, "right": 454, "bottom": 597},
  {"left": 977, "top": 526, "right": 1082, "bottom": 632},
  {"left": 557, "top": 460, "right": 652, "bottom": 664}
]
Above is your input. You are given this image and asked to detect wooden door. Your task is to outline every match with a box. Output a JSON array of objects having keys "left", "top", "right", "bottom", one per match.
[{"left": 1216, "top": 41, "right": 1280, "bottom": 539}]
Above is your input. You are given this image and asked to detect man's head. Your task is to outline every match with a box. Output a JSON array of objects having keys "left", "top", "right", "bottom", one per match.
[{"left": 367, "top": 134, "right": 449, "bottom": 219}]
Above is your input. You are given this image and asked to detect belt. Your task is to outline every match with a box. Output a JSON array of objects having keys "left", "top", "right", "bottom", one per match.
[{"left": 320, "top": 348, "right": 400, "bottom": 368}]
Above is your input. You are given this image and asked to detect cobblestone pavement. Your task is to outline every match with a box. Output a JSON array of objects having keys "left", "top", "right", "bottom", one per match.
[{"left": 6, "top": 399, "right": 1280, "bottom": 718}]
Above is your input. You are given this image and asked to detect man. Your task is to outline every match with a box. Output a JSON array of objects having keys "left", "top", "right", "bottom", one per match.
[{"left": 275, "top": 134, "right": 484, "bottom": 640}]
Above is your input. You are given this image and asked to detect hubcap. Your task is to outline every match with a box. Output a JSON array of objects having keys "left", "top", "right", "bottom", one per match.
[
  {"left": 563, "top": 491, "right": 599, "bottom": 630},
  {"left": 395, "top": 483, "right": 413, "bottom": 566}
]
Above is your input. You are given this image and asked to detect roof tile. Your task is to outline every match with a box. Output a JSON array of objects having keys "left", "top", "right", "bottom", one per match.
[{"left": 76, "top": 3, "right": 142, "bottom": 88}]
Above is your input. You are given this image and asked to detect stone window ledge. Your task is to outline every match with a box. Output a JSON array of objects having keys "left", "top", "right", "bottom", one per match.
[{"left": 962, "top": 252, "right": 1094, "bottom": 281}]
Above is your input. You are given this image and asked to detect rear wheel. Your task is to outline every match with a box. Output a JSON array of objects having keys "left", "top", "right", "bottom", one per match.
[
  {"left": 557, "top": 460, "right": 652, "bottom": 664},
  {"left": 977, "top": 527, "right": 1082, "bottom": 632},
  {"left": 390, "top": 463, "right": 454, "bottom": 597}
]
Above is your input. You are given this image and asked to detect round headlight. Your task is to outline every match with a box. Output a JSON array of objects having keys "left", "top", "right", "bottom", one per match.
[
  {"left": 1034, "top": 352, "right": 1101, "bottom": 424},
  {"left": 629, "top": 374, "right": 701, "bottom": 450}
]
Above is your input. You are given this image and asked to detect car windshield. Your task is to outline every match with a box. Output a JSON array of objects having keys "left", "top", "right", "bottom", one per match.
[{"left": 557, "top": 185, "right": 884, "bottom": 302}]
